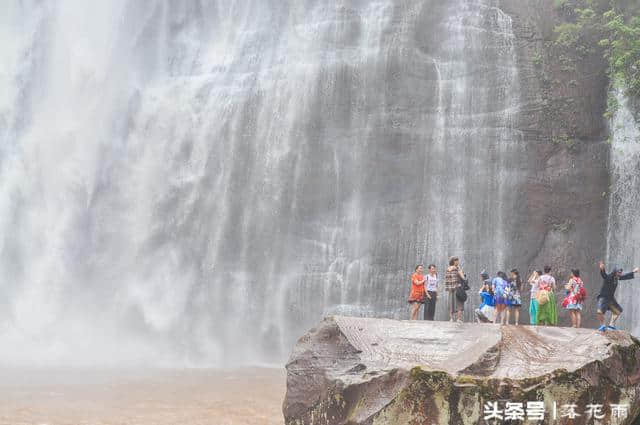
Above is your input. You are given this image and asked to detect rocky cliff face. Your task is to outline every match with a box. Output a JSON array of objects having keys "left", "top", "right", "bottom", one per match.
[
  {"left": 284, "top": 316, "right": 640, "bottom": 424},
  {"left": 498, "top": 0, "right": 612, "bottom": 328}
]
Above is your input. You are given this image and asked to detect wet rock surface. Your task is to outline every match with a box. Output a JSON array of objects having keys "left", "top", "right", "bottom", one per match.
[{"left": 283, "top": 316, "right": 640, "bottom": 424}]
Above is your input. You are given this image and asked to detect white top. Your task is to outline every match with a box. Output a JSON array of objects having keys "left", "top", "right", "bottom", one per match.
[
  {"left": 539, "top": 274, "right": 556, "bottom": 290},
  {"left": 426, "top": 274, "right": 438, "bottom": 292},
  {"left": 530, "top": 277, "right": 540, "bottom": 296}
]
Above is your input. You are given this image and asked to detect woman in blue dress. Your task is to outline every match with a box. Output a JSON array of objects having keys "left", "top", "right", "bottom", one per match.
[{"left": 492, "top": 271, "right": 510, "bottom": 325}]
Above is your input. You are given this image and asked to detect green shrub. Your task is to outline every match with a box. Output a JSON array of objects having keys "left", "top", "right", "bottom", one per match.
[{"left": 552, "top": 0, "right": 640, "bottom": 113}]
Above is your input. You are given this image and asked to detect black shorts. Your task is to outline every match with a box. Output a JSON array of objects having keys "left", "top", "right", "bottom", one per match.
[{"left": 597, "top": 297, "right": 623, "bottom": 314}]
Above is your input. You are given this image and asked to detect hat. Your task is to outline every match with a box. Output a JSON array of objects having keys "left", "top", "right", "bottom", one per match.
[
  {"left": 612, "top": 264, "right": 624, "bottom": 273},
  {"left": 480, "top": 270, "right": 489, "bottom": 280}
]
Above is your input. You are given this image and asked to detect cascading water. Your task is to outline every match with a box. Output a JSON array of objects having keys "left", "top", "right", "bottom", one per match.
[
  {"left": 606, "top": 90, "right": 640, "bottom": 337},
  {"left": 0, "top": 0, "right": 525, "bottom": 367}
]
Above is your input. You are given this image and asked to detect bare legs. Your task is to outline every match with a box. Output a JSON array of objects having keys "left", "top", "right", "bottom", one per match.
[
  {"left": 610, "top": 312, "right": 620, "bottom": 326},
  {"left": 448, "top": 290, "right": 457, "bottom": 322},
  {"left": 501, "top": 307, "right": 520, "bottom": 325},
  {"left": 597, "top": 308, "right": 621, "bottom": 328},
  {"left": 512, "top": 308, "right": 520, "bottom": 325},
  {"left": 410, "top": 302, "right": 421, "bottom": 320},
  {"left": 495, "top": 305, "right": 507, "bottom": 324},
  {"left": 568, "top": 310, "right": 582, "bottom": 328}
]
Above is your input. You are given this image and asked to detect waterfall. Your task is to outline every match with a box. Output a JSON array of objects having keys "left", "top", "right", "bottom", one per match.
[
  {"left": 606, "top": 90, "right": 640, "bottom": 337},
  {"left": 0, "top": 0, "right": 524, "bottom": 367}
]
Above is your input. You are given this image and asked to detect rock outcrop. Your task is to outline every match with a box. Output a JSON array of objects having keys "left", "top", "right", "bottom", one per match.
[{"left": 283, "top": 316, "right": 640, "bottom": 424}]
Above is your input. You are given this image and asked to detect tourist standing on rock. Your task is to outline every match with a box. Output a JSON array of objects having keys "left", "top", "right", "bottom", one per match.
[
  {"left": 408, "top": 265, "right": 426, "bottom": 320},
  {"left": 562, "top": 269, "right": 586, "bottom": 328},
  {"left": 445, "top": 257, "right": 465, "bottom": 322},
  {"left": 596, "top": 261, "right": 639, "bottom": 332},
  {"left": 423, "top": 264, "right": 439, "bottom": 321},
  {"left": 492, "top": 271, "right": 510, "bottom": 324},
  {"left": 536, "top": 266, "right": 558, "bottom": 326},
  {"left": 506, "top": 268, "right": 523, "bottom": 325},
  {"left": 528, "top": 270, "right": 542, "bottom": 325},
  {"left": 475, "top": 271, "right": 496, "bottom": 323}
]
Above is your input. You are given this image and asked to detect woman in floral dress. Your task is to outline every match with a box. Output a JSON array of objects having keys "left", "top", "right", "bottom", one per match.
[
  {"left": 563, "top": 269, "right": 586, "bottom": 328},
  {"left": 507, "top": 268, "right": 523, "bottom": 325}
]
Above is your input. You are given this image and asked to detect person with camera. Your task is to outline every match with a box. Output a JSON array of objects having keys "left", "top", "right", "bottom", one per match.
[
  {"left": 445, "top": 256, "right": 467, "bottom": 323},
  {"left": 527, "top": 270, "right": 542, "bottom": 325},
  {"left": 475, "top": 271, "right": 496, "bottom": 323}
]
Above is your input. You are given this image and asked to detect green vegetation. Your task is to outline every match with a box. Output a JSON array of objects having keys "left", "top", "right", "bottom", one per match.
[
  {"left": 600, "top": 9, "right": 640, "bottom": 96},
  {"left": 532, "top": 50, "right": 544, "bottom": 67},
  {"left": 552, "top": 134, "right": 578, "bottom": 150},
  {"left": 554, "top": 7, "right": 601, "bottom": 57},
  {"left": 605, "top": 89, "right": 620, "bottom": 118},
  {"left": 552, "top": 219, "right": 574, "bottom": 233},
  {"left": 553, "top": 0, "right": 640, "bottom": 102}
]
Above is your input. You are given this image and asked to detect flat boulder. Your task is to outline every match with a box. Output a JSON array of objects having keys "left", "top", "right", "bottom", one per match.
[{"left": 283, "top": 316, "right": 640, "bottom": 424}]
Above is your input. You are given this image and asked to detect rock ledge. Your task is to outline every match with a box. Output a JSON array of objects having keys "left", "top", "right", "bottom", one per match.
[{"left": 283, "top": 316, "right": 640, "bottom": 424}]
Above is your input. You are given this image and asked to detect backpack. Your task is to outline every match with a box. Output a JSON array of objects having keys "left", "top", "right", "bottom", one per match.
[
  {"left": 461, "top": 278, "right": 470, "bottom": 291},
  {"left": 577, "top": 285, "right": 587, "bottom": 302},
  {"left": 537, "top": 289, "right": 549, "bottom": 305}
]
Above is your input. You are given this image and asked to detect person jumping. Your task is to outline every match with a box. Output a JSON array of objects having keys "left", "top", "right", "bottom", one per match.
[{"left": 596, "top": 261, "right": 639, "bottom": 332}]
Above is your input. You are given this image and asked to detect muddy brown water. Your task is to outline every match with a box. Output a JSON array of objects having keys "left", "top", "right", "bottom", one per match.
[{"left": 0, "top": 367, "right": 285, "bottom": 425}]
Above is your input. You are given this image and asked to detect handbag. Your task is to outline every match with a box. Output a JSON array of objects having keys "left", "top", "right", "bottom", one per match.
[
  {"left": 456, "top": 285, "right": 468, "bottom": 302},
  {"left": 537, "top": 289, "right": 549, "bottom": 305}
]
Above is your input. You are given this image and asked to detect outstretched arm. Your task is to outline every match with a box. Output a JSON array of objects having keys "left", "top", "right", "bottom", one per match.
[
  {"left": 619, "top": 270, "right": 637, "bottom": 281},
  {"left": 599, "top": 261, "right": 608, "bottom": 279}
]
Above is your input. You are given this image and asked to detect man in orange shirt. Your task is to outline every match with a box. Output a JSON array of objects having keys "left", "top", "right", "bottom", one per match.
[{"left": 409, "top": 265, "right": 426, "bottom": 320}]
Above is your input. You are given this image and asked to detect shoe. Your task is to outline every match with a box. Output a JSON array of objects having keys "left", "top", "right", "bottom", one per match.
[
  {"left": 607, "top": 325, "right": 617, "bottom": 330},
  {"left": 598, "top": 325, "right": 607, "bottom": 332}
]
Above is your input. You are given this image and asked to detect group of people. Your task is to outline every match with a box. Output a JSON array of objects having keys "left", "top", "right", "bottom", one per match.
[{"left": 408, "top": 257, "right": 639, "bottom": 331}]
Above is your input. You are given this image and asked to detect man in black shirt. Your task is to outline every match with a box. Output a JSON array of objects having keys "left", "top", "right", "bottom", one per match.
[{"left": 596, "top": 261, "right": 639, "bottom": 331}]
